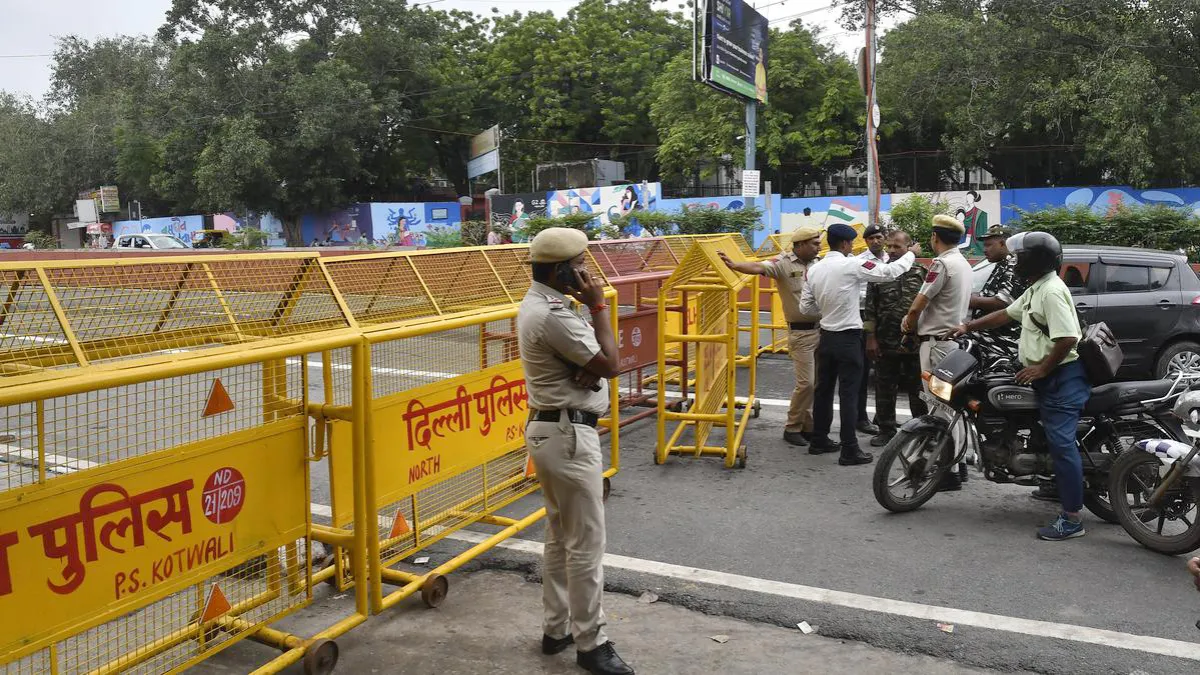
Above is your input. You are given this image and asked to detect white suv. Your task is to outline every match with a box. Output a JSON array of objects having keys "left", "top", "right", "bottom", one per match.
[{"left": 113, "top": 233, "right": 189, "bottom": 250}]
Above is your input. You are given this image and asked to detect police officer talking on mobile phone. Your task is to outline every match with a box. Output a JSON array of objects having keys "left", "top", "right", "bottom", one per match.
[{"left": 517, "top": 227, "right": 633, "bottom": 675}]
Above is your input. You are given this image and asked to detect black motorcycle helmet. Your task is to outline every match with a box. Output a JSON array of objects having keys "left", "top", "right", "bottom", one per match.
[{"left": 1007, "top": 231, "right": 1062, "bottom": 282}]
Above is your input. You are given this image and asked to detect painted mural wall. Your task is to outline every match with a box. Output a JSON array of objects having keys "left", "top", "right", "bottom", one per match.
[
  {"left": 367, "top": 202, "right": 461, "bottom": 246},
  {"left": 111, "top": 215, "right": 206, "bottom": 246},
  {"left": 547, "top": 182, "right": 661, "bottom": 229}
]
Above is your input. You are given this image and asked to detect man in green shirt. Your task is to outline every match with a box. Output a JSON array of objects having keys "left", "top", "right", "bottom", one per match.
[{"left": 948, "top": 231, "right": 1090, "bottom": 541}]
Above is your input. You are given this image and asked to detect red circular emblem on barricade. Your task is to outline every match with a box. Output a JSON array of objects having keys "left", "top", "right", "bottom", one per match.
[{"left": 202, "top": 467, "right": 246, "bottom": 524}]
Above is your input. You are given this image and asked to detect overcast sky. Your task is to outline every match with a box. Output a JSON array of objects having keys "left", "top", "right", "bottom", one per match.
[{"left": 0, "top": 0, "right": 876, "bottom": 99}]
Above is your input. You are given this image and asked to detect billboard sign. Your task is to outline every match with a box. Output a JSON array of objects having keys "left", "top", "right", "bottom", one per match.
[
  {"left": 467, "top": 149, "right": 500, "bottom": 179},
  {"left": 704, "top": 0, "right": 768, "bottom": 103},
  {"left": 98, "top": 186, "right": 121, "bottom": 213},
  {"left": 470, "top": 125, "right": 500, "bottom": 159}
]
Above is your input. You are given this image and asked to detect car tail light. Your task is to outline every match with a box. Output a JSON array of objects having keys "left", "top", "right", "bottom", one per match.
[{"left": 1192, "top": 295, "right": 1200, "bottom": 305}]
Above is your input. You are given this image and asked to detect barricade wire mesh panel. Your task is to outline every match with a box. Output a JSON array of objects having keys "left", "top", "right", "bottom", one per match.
[
  {"left": 0, "top": 269, "right": 76, "bottom": 370},
  {"left": 0, "top": 648, "right": 50, "bottom": 674},
  {"left": 483, "top": 249, "right": 533, "bottom": 299},
  {"left": 378, "top": 448, "right": 536, "bottom": 568},
  {"left": 204, "top": 259, "right": 347, "bottom": 336},
  {"left": 408, "top": 251, "right": 510, "bottom": 314},
  {"left": 27, "top": 541, "right": 310, "bottom": 675},
  {"left": 483, "top": 317, "right": 520, "bottom": 370},
  {"left": 589, "top": 239, "right": 676, "bottom": 277},
  {"left": 0, "top": 362, "right": 302, "bottom": 490},
  {"left": 370, "top": 328, "right": 481, "bottom": 399},
  {"left": 322, "top": 257, "right": 438, "bottom": 326}
]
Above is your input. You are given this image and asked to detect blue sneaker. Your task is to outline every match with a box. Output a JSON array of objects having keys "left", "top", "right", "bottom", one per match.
[{"left": 1037, "top": 513, "right": 1086, "bottom": 541}]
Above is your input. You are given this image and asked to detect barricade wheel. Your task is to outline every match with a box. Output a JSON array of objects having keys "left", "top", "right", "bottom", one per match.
[
  {"left": 303, "top": 638, "right": 339, "bottom": 675},
  {"left": 602, "top": 477, "right": 612, "bottom": 502},
  {"left": 751, "top": 401, "right": 761, "bottom": 419},
  {"left": 421, "top": 573, "right": 449, "bottom": 608},
  {"left": 736, "top": 446, "right": 747, "bottom": 469}
]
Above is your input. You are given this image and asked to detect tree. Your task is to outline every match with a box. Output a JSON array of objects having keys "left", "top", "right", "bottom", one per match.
[{"left": 650, "top": 23, "right": 863, "bottom": 194}]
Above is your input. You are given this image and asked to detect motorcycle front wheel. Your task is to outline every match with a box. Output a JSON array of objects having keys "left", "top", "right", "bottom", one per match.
[
  {"left": 873, "top": 426, "right": 952, "bottom": 513},
  {"left": 1109, "top": 450, "right": 1200, "bottom": 556}
]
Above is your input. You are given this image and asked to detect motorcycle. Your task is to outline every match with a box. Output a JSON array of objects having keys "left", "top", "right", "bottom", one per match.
[
  {"left": 872, "top": 331, "right": 1191, "bottom": 522},
  {"left": 1109, "top": 389, "right": 1200, "bottom": 555}
]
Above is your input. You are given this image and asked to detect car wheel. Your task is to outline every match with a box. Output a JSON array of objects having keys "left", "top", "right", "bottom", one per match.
[{"left": 1155, "top": 340, "right": 1200, "bottom": 379}]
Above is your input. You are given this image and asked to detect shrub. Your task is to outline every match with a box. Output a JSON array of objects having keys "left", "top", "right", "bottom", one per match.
[
  {"left": 1013, "top": 204, "right": 1200, "bottom": 259},
  {"left": 22, "top": 230, "right": 58, "bottom": 249},
  {"left": 889, "top": 194, "right": 951, "bottom": 246}
]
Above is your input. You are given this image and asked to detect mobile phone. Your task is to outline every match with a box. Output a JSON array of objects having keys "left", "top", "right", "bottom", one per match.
[{"left": 555, "top": 263, "right": 579, "bottom": 291}]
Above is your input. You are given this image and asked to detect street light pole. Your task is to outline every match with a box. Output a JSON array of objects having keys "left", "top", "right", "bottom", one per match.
[{"left": 865, "top": 0, "right": 880, "bottom": 230}]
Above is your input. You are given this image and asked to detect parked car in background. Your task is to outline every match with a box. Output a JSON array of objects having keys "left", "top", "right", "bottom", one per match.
[
  {"left": 1061, "top": 245, "right": 1200, "bottom": 380},
  {"left": 113, "top": 233, "right": 189, "bottom": 250},
  {"left": 965, "top": 244, "right": 1200, "bottom": 379}
]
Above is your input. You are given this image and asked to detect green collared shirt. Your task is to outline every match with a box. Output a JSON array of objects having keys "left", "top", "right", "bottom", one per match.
[{"left": 1005, "top": 272, "right": 1080, "bottom": 367}]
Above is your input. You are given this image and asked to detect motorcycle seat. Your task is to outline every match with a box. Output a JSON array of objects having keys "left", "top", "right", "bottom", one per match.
[{"left": 1084, "top": 380, "right": 1175, "bottom": 414}]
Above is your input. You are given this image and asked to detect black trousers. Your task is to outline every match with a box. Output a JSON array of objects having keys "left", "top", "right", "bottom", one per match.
[{"left": 813, "top": 328, "right": 865, "bottom": 451}]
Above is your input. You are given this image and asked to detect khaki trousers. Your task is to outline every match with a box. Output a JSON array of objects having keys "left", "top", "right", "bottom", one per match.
[
  {"left": 786, "top": 328, "right": 820, "bottom": 433},
  {"left": 527, "top": 416, "right": 608, "bottom": 651}
]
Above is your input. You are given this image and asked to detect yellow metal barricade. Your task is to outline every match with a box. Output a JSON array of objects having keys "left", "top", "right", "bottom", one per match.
[
  {"left": 655, "top": 237, "right": 759, "bottom": 469},
  {"left": 314, "top": 247, "right": 621, "bottom": 615},
  {"left": 0, "top": 334, "right": 370, "bottom": 675},
  {"left": 0, "top": 254, "right": 375, "bottom": 675}
]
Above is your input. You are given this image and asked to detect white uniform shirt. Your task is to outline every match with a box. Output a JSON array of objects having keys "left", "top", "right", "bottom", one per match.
[
  {"left": 856, "top": 248, "right": 889, "bottom": 305},
  {"left": 800, "top": 251, "right": 916, "bottom": 331}
]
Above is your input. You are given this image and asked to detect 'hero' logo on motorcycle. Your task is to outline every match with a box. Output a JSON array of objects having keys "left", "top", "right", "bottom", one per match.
[{"left": 996, "top": 392, "right": 1026, "bottom": 401}]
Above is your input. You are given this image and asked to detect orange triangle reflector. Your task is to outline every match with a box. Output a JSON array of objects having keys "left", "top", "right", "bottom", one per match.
[
  {"left": 389, "top": 511, "right": 411, "bottom": 539},
  {"left": 203, "top": 379, "right": 235, "bottom": 418},
  {"left": 201, "top": 583, "right": 232, "bottom": 622},
  {"left": 524, "top": 454, "right": 537, "bottom": 478}
]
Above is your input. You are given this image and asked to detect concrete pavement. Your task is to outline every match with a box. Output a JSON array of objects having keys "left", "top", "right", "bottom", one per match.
[{"left": 200, "top": 570, "right": 1010, "bottom": 675}]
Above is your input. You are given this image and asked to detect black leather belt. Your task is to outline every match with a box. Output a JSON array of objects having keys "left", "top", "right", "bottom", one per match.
[
  {"left": 529, "top": 409, "right": 600, "bottom": 427},
  {"left": 789, "top": 321, "right": 818, "bottom": 330},
  {"left": 918, "top": 335, "right": 946, "bottom": 343}
]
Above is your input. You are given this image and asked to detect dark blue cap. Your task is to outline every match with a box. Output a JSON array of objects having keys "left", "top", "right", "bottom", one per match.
[{"left": 827, "top": 223, "right": 857, "bottom": 244}]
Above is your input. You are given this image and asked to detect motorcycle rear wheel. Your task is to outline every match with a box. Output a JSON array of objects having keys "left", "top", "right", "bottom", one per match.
[
  {"left": 1109, "top": 450, "right": 1200, "bottom": 556},
  {"left": 873, "top": 428, "right": 951, "bottom": 513},
  {"left": 1081, "top": 420, "right": 1174, "bottom": 525}
]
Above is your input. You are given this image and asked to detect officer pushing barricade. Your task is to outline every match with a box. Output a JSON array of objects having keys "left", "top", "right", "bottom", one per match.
[
  {"left": 864, "top": 230, "right": 930, "bottom": 448},
  {"left": 517, "top": 227, "right": 634, "bottom": 675},
  {"left": 901, "top": 214, "right": 974, "bottom": 490},
  {"left": 718, "top": 226, "right": 822, "bottom": 449}
]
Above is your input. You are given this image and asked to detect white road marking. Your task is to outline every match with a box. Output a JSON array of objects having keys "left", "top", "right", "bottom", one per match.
[
  {"left": 0, "top": 333, "right": 67, "bottom": 345},
  {"left": 627, "top": 388, "right": 912, "bottom": 417},
  {"left": 285, "top": 357, "right": 458, "bottom": 380},
  {"left": 443, "top": 530, "right": 1200, "bottom": 663},
  {"left": 0, "top": 444, "right": 98, "bottom": 474}
]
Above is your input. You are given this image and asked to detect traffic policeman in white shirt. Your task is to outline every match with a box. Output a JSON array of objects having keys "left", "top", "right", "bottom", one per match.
[
  {"left": 800, "top": 223, "right": 920, "bottom": 466},
  {"left": 516, "top": 227, "right": 633, "bottom": 675},
  {"left": 855, "top": 223, "right": 889, "bottom": 435},
  {"left": 901, "top": 214, "right": 974, "bottom": 490}
]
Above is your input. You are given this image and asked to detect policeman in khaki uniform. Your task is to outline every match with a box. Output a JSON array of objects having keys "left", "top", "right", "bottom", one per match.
[
  {"left": 864, "top": 230, "right": 930, "bottom": 447},
  {"left": 901, "top": 214, "right": 974, "bottom": 489},
  {"left": 718, "top": 226, "right": 822, "bottom": 448},
  {"left": 517, "top": 228, "right": 633, "bottom": 675}
]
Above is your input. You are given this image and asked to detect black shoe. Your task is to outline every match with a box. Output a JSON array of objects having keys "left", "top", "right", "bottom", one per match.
[
  {"left": 543, "top": 633, "right": 574, "bottom": 655},
  {"left": 838, "top": 448, "right": 874, "bottom": 466},
  {"left": 808, "top": 441, "right": 840, "bottom": 455},
  {"left": 577, "top": 641, "right": 635, "bottom": 675},
  {"left": 783, "top": 431, "right": 810, "bottom": 447},
  {"left": 938, "top": 472, "right": 962, "bottom": 492},
  {"left": 856, "top": 420, "right": 880, "bottom": 435},
  {"left": 958, "top": 463, "right": 969, "bottom": 483},
  {"left": 870, "top": 431, "right": 896, "bottom": 447},
  {"left": 1030, "top": 484, "right": 1059, "bottom": 502}
]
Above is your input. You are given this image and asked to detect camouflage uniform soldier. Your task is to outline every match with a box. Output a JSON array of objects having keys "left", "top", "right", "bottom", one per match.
[{"left": 865, "top": 231, "right": 931, "bottom": 447}]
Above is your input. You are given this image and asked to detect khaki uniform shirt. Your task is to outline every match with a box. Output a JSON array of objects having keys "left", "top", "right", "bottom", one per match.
[
  {"left": 761, "top": 252, "right": 819, "bottom": 324},
  {"left": 1005, "top": 272, "right": 1081, "bottom": 367},
  {"left": 517, "top": 281, "right": 610, "bottom": 415},
  {"left": 916, "top": 248, "right": 973, "bottom": 337}
]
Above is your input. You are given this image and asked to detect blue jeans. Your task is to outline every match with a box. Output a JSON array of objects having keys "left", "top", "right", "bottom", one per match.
[{"left": 1032, "top": 360, "right": 1091, "bottom": 513}]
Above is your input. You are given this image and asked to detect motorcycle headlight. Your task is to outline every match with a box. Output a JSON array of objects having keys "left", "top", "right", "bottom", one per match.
[{"left": 928, "top": 376, "right": 954, "bottom": 402}]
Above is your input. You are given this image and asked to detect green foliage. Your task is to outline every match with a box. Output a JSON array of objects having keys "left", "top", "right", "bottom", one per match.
[
  {"left": 422, "top": 225, "right": 464, "bottom": 249},
  {"left": 518, "top": 212, "right": 607, "bottom": 242},
  {"left": 460, "top": 220, "right": 490, "bottom": 247},
  {"left": 22, "top": 230, "right": 58, "bottom": 250},
  {"left": 876, "top": 1, "right": 1200, "bottom": 188},
  {"left": 888, "top": 194, "right": 952, "bottom": 247},
  {"left": 1014, "top": 204, "right": 1200, "bottom": 260},
  {"left": 228, "top": 228, "right": 269, "bottom": 250}
]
